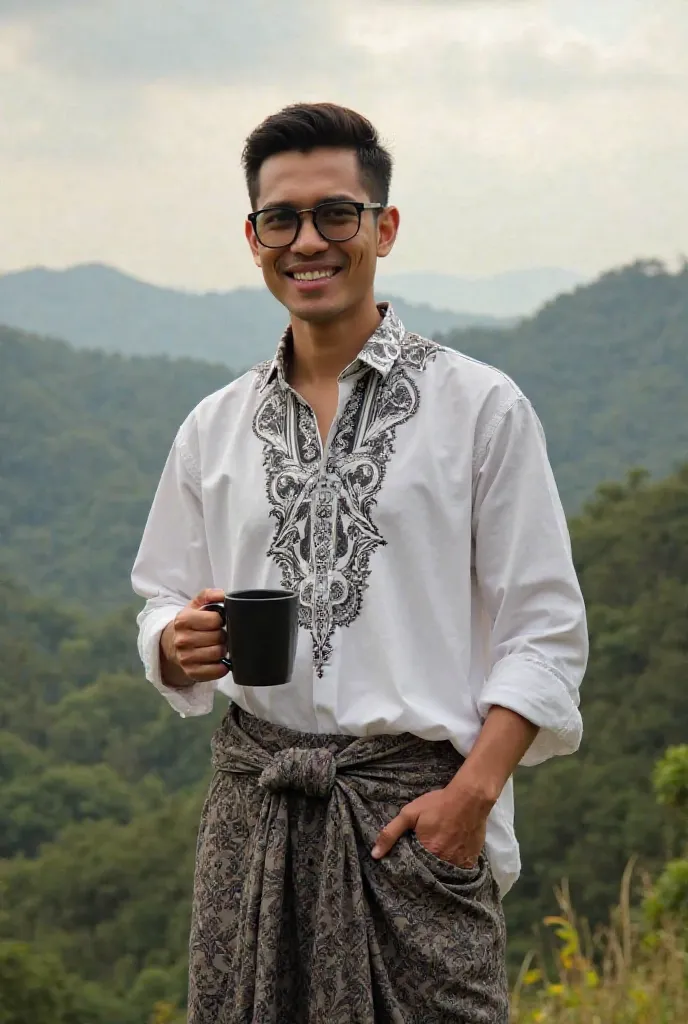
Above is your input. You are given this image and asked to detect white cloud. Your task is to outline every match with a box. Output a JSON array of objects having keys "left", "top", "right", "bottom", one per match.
[
  {"left": 0, "top": 0, "right": 357, "bottom": 84},
  {"left": 1, "top": 0, "right": 687, "bottom": 289},
  {"left": 0, "top": 0, "right": 82, "bottom": 13}
]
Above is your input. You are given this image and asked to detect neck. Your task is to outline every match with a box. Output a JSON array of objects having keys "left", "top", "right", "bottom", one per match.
[{"left": 288, "top": 296, "right": 383, "bottom": 386}]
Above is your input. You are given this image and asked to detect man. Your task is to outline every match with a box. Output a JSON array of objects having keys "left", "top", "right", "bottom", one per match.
[{"left": 132, "top": 103, "right": 588, "bottom": 1023}]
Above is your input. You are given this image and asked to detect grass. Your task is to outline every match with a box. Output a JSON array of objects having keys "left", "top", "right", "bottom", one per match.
[{"left": 511, "top": 863, "right": 687, "bottom": 1022}]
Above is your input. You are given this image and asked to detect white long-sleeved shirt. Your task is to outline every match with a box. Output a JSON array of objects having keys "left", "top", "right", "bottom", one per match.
[{"left": 131, "top": 303, "right": 588, "bottom": 896}]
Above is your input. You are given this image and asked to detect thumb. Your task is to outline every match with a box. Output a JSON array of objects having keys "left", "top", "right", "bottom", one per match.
[
  {"left": 371, "top": 802, "right": 419, "bottom": 860},
  {"left": 191, "top": 587, "right": 226, "bottom": 609}
]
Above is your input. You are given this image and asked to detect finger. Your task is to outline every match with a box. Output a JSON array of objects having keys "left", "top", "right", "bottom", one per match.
[
  {"left": 458, "top": 846, "right": 482, "bottom": 869},
  {"left": 178, "top": 643, "right": 227, "bottom": 669},
  {"left": 182, "top": 608, "right": 225, "bottom": 632},
  {"left": 179, "top": 661, "right": 229, "bottom": 683},
  {"left": 447, "top": 836, "right": 482, "bottom": 869},
  {"left": 176, "top": 628, "right": 225, "bottom": 650},
  {"left": 184, "top": 645, "right": 228, "bottom": 668},
  {"left": 190, "top": 588, "right": 226, "bottom": 609},
  {"left": 460, "top": 856, "right": 479, "bottom": 869},
  {"left": 371, "top": 805, "right": 418, "bottom": 860}
]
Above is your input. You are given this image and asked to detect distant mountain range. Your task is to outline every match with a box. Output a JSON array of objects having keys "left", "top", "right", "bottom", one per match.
[
  {"left": 379, "top": 267, "right": 586, "bottom": 317},
  {"left": 0, "top": 264, "right": 506, "bottom": 370},
  {"left": 2, "top": 257, "right": 687, "bottom": 608}
]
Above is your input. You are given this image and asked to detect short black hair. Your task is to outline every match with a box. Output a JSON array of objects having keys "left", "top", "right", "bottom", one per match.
[{"left": 241, "top": 102, "right": 393, "bottom": 210}]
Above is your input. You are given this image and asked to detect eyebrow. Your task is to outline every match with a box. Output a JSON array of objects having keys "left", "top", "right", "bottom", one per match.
[{"left": 259, "top": 194, "right": 357, "bottom": 211}]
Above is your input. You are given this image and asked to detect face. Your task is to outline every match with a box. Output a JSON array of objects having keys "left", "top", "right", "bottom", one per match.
[{"left": 245, "top": 147, "right": 399, "bottom": 324}]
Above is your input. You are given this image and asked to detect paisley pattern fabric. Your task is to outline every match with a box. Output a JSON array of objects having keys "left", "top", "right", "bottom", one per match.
[
  {"left": 255, "top": 302, "right": 408, "bottom": 392},
  {"left": 187, "top": 704, "right": 509, "bottom": 1023},
  {"left": 251, "top": 304, "right": 440, "bottom": 677}
]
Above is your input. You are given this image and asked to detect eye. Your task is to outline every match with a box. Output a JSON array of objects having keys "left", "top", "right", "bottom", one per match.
[
  {"left": 260, "top": 208, "right": 294, "bottom": 228},
  {"left": 319, "top": 203, "right": 358, "bottom": 225}
]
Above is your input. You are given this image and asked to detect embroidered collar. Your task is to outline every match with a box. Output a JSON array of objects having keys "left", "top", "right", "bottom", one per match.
[{"left": 258, "top": 303, "right": 406, "bottom": 392}]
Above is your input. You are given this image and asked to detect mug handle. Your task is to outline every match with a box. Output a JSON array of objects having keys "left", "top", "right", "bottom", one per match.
[{"left": 203, "top": 602, "right": 232, "bottom": 670}]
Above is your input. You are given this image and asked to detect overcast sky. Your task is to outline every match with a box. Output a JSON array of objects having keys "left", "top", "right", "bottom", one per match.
[{"left": 1, "top": 0, "right": 686, "bottom": 290}]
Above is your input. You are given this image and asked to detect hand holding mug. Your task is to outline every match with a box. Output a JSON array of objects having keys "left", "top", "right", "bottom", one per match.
[
  {"left": 202, "top": 589, "right": 298, "bottom": 688},
  {"left": 160, "top": 588, "right": 229, "bottom": 688},
  {"left": 160, "top": 587, "right": 298, "bottom": 689}
]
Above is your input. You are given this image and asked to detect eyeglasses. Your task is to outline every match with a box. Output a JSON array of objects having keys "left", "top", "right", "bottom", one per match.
[{"left": 248, "top": 200, "right": 383, "bottom": 249}]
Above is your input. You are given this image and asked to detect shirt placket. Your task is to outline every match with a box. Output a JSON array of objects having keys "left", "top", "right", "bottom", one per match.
[{"left": 290, "top": 371, "right": 360, "bottom": 728}]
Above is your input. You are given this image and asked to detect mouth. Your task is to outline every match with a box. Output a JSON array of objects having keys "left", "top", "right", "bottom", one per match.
[{"left": 283, "top": 266, "right": 343, "bottom": 291}]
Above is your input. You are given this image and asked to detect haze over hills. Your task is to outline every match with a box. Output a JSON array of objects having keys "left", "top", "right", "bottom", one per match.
[
  {"left": 0, "top": 263, "right": 505, "bottom": 370},
  {"left": 379, "top": 266, "right": 586, "bottom": 317}
]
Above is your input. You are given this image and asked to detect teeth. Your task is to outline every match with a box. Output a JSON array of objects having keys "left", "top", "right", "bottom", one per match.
[{"left": 292, "top": 269, "right": 335, "bottom": 281}]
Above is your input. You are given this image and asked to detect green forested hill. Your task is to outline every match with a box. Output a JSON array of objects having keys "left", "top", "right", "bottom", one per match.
[
  {"left": 442, "top": 259, "right": 688, "bottom": 507},
  {"left": 509, "top": 466, "right": 688, "bottom": 957},
  {"left": 0, "top": 327, "right": 223, "bottom": 606},
  {"left": 0, "top": 576, "right": 220, "bottom": 1022},
  {"left": 2, "top": 260, "right": 688, "bottom": 609},
  {"left": 1, "top": 465, "right": 687, "bottom": 1022},
  {"left": 0, "top": 263, "right": 500, "bottom": 367},
  {"left": 2, "top": 258, "right": 688, "bottom": 1020}
]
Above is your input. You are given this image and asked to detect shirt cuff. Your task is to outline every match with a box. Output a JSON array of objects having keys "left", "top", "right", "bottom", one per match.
[
  {"left": 137, "top": 605, "right": 216, "bottom": 718},
  {"left": 477, "top": 654, "right": 583, "bottom": 766}
]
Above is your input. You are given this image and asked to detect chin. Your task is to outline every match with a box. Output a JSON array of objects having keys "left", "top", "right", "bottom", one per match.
[
  {"left": 278, "top": 294, "right": 346, "bottom": 323},
  {"left": 266, "top": 274, "right": 367, "bottom": 324},
  {"left": 289, "top": 302, "right": 344, "bottom": 324}
]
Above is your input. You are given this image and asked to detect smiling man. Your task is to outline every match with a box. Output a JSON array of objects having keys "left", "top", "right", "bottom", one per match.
[{"left": 131, "top": 103, "right": 588, "bottom": 1023}]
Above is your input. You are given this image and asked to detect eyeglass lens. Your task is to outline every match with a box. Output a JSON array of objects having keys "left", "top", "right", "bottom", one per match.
[{"left": 254, "top": 202, "right": 361, "bottom": 247}]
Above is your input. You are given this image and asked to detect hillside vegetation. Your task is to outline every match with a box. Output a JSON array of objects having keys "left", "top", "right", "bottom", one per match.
[
  {"left": 2, "top": 259, "right": 688, "bottom": 609},
  {"left": 0, "top": 328, "right": 222, "bottom": 606},
  {"left": 0, "top": 263, "right": 498, "bottom": 367},
  {"left": 0, "top": 465, "right": 686, "bottom": 1021},
  {"left": 442, "top": 259, "right": 688, "bottom": 507}
]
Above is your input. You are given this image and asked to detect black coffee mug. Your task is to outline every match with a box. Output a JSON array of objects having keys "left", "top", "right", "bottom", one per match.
[{"left": 203, "top": 589, "right": 298, "bottom": 687}]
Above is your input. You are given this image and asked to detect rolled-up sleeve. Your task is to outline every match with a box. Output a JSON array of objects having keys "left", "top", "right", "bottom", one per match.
[
  {"left": 131, "top": 419, "right": 217, "bottom": 718},
  {"left": 473, "top": 395, "right": 588, "bottom": 766}
]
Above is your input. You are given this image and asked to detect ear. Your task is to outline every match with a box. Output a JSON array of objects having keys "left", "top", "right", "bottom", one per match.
[
  {"left": 245, "top": 218, "right": 262, "bottom": 268},
  {"left": 376, "top": 206, "right": 400, "bottom": 259}
]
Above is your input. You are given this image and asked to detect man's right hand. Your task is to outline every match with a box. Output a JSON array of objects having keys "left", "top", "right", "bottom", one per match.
[{"left": 159, "top": 588, "right": 229, "bottom": 689}]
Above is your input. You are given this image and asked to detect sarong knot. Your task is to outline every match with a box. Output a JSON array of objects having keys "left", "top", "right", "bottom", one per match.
[{"left": 259, "top": 746, "right": 336, "bottom": 798}]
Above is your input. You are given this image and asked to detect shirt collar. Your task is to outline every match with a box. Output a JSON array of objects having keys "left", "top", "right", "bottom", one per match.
[{"left": 258, "top": 302, "right": 406, "bottom": 393}]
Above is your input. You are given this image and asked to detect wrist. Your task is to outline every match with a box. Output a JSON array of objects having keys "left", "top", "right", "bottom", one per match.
[
  {"left": 159, "top": 623, "right": 195, "bottom": 689},
  {"left": 447, "top": 706, "right": 538, "bottom": 806},
  {"left": 160, "top": 621, "right": 177, "bottom": 666},
  {"left": 446, "top": 762, "right": 502, "bottom": 810}
]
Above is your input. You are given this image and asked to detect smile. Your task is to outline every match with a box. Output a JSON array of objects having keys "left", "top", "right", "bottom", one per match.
[{"left": 286, "top": 268, "right": 341, "bottom": 281}]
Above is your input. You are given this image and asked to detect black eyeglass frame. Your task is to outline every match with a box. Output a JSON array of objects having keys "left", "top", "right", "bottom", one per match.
[{"left": 248, "top": 200, "right": 384, "bottom": 249}]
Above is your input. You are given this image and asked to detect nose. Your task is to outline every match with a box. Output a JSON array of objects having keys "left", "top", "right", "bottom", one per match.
[{"left": 290, "top": 213, "right": 330, "bottom": 256}]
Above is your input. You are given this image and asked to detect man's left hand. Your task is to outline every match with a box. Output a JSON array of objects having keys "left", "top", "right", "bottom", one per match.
[{"left": 371, "top": 779, "right": 494, "bottom": 868}]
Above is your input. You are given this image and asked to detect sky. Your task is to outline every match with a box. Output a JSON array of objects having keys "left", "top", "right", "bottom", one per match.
[{"left": 1, "top": 0, "right": 686, "bottom": 291}]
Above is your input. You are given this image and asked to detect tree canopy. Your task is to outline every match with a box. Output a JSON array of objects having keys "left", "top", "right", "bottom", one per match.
[
  {"left": 1, "top": 463, "right": 687, "bottom": 1018},
  {"left": 2, "top": 260, "right": 688, "bottom": 607},
  {"left": 1, "top": 258, "right": 687, "bottom": 1018}
]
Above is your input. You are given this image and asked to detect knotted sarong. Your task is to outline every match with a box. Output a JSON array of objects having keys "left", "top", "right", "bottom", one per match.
[{"left": 188, "top": 704, "right": 508, "bottom": 1023}]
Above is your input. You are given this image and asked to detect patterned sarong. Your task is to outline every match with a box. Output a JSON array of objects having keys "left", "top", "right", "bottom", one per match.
[{"left": 188, "top": 704, "right": 509, "bottom": 1023}]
